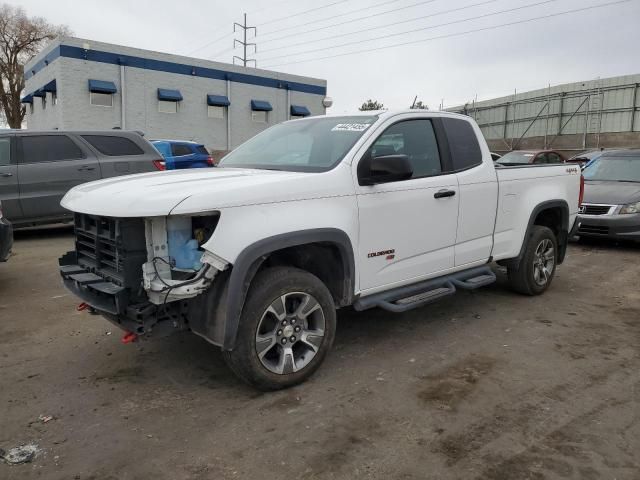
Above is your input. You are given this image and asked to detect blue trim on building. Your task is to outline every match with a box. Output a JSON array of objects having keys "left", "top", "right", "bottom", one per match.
[
  {"left": 207, "top": 94, "right": 230, "bottom": 106},
  {"left": 251, "top": 100, "right": 273, "bottom": 111},
  {"left": 290, "top": 105, "right": 311, "bottom": 117},
  {"left": 25, "top": 44, "right": 326, "bottom": 96},
  {"left": 21, "top": 94, "right": 34, "bottom": 104},
  {"left": 158, "top": 88, "right": 183, "bottom": 101},
  {"left": 24, "top": 46, "right": 61, "bottom": 80},
  {"left": 89, "top": 79, "right": 117, "bottom": 93}
]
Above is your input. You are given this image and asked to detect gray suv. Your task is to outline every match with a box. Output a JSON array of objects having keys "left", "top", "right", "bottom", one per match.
[{"left": 0, "top": 131, "right": 162, "bottom": 227}]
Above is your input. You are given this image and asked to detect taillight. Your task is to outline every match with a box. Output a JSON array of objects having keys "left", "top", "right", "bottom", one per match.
[
  {"left": 153, "top": 160, "right": 166, "bottom": 171},
  {"left": 206, "top": 155, "right": 215, "bottom": 167},
  {"left": 579, "top": 174, "right": 585, "bottom": 207}
]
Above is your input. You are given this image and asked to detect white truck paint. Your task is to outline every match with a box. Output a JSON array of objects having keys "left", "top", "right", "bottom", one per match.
[{"left": 60, "top": 110, "right": 582, "bottom": 390}]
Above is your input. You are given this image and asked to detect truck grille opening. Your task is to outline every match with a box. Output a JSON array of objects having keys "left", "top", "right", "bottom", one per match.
[{"left": 74, "top": 213, "right": 147, "bottom": 288}]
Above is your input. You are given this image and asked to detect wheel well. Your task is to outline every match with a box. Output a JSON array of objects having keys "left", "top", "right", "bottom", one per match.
[
  {"left": 256, "top": 243, "right": 349, "bottom": 307},
  {"left": 533, "top": 207, "right": 563, "bottom": 238}
]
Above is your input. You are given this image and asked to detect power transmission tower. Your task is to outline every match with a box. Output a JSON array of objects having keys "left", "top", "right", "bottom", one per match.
[{"left": 233, "top": 13, "right": 257, "bottom": 67}]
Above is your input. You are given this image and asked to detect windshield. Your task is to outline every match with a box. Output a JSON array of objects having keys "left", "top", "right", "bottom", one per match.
[
  {"left": 497, "top": 151, "right": 535, "bottom": 164},
  {"left": 583, "top": 156, "right": 640, "bottom": 182},
  {"left": 569, "top": 150, "right": 602, "bottom": 161},
  {"left": 219, "top": 115, "right": 378, "bottom": 172}
]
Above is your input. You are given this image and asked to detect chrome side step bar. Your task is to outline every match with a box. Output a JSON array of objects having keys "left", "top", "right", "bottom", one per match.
[{"left": 354, "top": 266, "right": 496, "bottom": 313}]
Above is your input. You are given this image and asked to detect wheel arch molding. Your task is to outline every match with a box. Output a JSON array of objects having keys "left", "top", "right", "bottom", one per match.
[
  {"left": 518, "top": 199, "right": 570, "bottom": 265},
  {"left": 194, "top": 228, "right": 356, "bottom": 351}
]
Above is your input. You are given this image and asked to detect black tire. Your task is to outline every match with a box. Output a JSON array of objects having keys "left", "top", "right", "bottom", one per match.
[
  {"left": 222, "top": 266, "right": 336, "bottom": 391},
  {"left": 507, "top": 225, "right": 558, "bottom": 296}
]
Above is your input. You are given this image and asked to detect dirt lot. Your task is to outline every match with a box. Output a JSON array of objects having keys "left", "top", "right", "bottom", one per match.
[{"left": 0, "top": 226, "right": 638, "bottom": 480}]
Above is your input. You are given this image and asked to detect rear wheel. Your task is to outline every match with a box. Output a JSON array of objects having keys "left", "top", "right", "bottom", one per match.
[
  {"left": 508, "top": 225, "right": 558, "bottom": 295},
  {"left": 223, "top": 267, "right": 336, "bottom": 390}
]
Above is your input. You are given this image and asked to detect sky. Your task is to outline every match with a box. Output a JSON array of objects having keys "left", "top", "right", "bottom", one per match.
[{"left": 14, "top": 0, "right": 640, "bottom": 112}]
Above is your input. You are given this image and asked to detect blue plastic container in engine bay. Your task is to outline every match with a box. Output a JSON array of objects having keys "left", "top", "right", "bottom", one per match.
[{"left": 167, "top": 217, "right": 203, "bottom": 270}]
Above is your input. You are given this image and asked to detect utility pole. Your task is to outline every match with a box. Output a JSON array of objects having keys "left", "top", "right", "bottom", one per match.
[{"left": 233, "top": 13, "right": 257, "bottom": 67}]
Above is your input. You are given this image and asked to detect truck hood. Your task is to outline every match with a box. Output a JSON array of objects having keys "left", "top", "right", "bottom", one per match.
[
  {"left": 61, "top": 167, "right": 351, "bottom": 217},
  {"left": 583, "top": 180, "right": 640, "bottom": 205}
]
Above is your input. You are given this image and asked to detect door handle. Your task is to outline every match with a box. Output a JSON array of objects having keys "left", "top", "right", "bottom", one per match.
[
  {"left": 0, "top": 172, "right": 12, "bottom": 177},
  {"left": 77, "top": 165, "right": 95, "bottom": 171},
  {"left": 434, "top": 189, "right": 456, "bottom": 199}
]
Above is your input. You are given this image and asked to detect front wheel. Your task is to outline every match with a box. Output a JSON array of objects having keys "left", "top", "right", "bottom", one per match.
[
  {"left": 508, "top": 225, "right": 558, "bottom": 295},
  {"left": 223, "top": 267, "right": 336, "bottom": 390}
]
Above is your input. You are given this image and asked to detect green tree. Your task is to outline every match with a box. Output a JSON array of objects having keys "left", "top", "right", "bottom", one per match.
[
  {"left": 0, "top": 4, "right": 70, "bottom": 128},
  {"left": 359, "top": 99, "right": 384, "bottom": 111}
]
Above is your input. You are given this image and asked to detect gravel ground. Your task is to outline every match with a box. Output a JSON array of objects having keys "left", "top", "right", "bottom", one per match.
[{"left": 1, "top": 226, "right": 639, "bottom": 480}]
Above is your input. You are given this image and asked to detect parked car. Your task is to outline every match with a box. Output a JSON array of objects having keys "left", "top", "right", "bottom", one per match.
[
  {"left": 150, "top": 140, "right": 214, "bottom": 170},
  {"left": 576, "top": 149, "right": 640, "bottom": 241},
  {"left": 0, "top": 200, "right": 13, "bottom": 262},
  {"left": 59, "top": 111, "right": 581, "bottom": 390},
  {"left": 497, "top": 149, "right": 566, "bottom": 165},
  {"left": 0, "top": 131, "right": 163, "bottom": 227},
  {"left": 566, "top": 149, "right": 609, "bottom": 168}
]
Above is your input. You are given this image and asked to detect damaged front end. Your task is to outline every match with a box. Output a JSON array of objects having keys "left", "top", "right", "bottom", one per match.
[{"left": 59, "top": 212, "right": 227, "bottom": 338}]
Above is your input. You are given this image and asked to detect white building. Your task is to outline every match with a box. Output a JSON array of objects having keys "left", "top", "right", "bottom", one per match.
[{"left": 22, "top": 37, "right": 328, "bottom": 155}]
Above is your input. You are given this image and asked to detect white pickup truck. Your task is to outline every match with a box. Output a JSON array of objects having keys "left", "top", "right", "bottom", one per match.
[{"left": 59, "top": 111, "right": 582, "bottom": 390}]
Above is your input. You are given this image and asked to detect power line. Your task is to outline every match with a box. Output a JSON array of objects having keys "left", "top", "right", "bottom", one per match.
[
  {"left": 186, "top": 30, "right": 234, "bottom": 56},
  {"left": 259, "top": 0, "right": 500, "bottom": 54},
  {"left": 258, "top": 0, "right": 437, "bottom": 44},
  {"left": 259, "top": 0, "right": 559, "bottom": 62},
  {"left": 182, "top": 0, "right": 302, "bottom": 56},
  {"left": 262, "top": 0, "right": 632, "bottom": 68},
  {"left": 259, "top": 0, "right": 349, "bottom": 28},
  {"left": 256, "top": 0, "right": 405, "bottom": 40}
]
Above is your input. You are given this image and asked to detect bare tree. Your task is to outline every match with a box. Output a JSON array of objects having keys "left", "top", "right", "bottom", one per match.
[{"left": 0, "top": 5, "right": 69, "bottom": 128}]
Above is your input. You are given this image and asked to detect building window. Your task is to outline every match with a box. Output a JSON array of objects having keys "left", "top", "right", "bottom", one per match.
[
  {"left": 90, "top": 92, "right": 113, "bottom": 107},
  {"left": 29, "top": 104, "right": 34, "bottom": 114},
  {"left": 208, "top": 105, "right": 225, "bottom": 119},
  {"left": 52, "top": 92, "right": 58, "bottom": 106},
  {"left": 41, "top": 95, "right": 46, "bottom": 110},
  {"left": 159, "top": 100, "right": 178, "bottom": 114},
  {"left": 252, "top": 110, "right": 267, "bottom": 123}
]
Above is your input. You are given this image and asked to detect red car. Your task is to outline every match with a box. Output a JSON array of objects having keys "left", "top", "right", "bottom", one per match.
[{"left": 497, "top": 149, "right": 566, "bottom": 165}]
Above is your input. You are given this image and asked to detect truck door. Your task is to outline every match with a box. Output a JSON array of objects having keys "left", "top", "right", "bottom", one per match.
[
  {"left": 440, "top": 117, "right": 499, "bottom": 267},
  {"left": 17, "top": 134, "right": 100, "bottom": 221},
  {"left": 355, "top": 117, "right": 459, "bottom": 292},
  {"left": 0, "top": 135, "right": 22, "bottom": 221}
]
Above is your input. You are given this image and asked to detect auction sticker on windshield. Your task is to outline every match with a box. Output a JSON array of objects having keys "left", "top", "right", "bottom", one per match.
[{"left": 331, "top": 123, "right": 372, "bottom": 132}]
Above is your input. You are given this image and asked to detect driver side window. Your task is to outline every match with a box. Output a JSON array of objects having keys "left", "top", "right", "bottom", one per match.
[{"left": 369, "top": 119, "right": 442, "bottom": 178}]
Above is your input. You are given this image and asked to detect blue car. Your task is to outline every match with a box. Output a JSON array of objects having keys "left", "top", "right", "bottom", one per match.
[{"left": 150, "top": 140, "right": 214, "bottom": 170}]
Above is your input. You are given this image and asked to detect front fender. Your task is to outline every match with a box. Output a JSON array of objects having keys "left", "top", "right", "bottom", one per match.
[{"left": 190, "top": 229, "right": 355, "bottom": 350}]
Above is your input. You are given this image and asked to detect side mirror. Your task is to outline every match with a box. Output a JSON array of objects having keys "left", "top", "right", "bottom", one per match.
[{"left": 358, "top": 154, "right": 413, "bottom": 186}]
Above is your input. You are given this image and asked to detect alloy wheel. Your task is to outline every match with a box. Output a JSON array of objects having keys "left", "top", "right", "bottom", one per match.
[{"left": 255, "top": 292, "right": 325, "bottom": 375}]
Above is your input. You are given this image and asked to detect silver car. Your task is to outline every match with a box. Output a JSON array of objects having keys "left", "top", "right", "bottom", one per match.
[
  {"left": 578, "top": 150, "right": 640, "bottom": 242},
  {"left": 0, "top": 131, "right": 162, "bottom": 227}
]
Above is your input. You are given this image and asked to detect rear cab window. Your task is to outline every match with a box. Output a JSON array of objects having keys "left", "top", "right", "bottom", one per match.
[
  {"left": 441, "top": 117, "right": 482, "bottom": 171},
  {"left": 81, "top": 135, "right": 144, "bottom": 156}
]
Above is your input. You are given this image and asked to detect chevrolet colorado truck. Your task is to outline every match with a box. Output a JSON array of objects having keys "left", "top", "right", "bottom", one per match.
[{"left": 59, "top": 111, "right": 582, "bottom": 390}]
